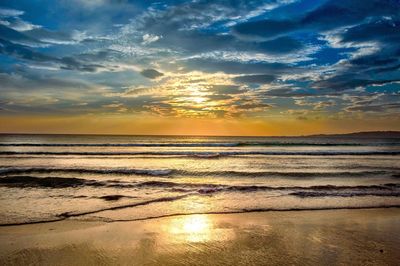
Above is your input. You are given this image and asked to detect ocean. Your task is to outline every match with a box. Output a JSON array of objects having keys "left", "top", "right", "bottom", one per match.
[{"left": 0, "top": 134, "right": 399, "bottom": 225}]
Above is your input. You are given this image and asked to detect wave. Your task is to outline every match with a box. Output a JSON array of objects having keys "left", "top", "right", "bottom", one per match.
[
  {"left": 0, "top": 167, "right": 173, "bottom": 176},
  {"left": 0, "top": 175, "right": 106, "bottom": 188},
  {"left": 98, "top": 195, "right": 134, "bottom": 201},
  {"left": 1, "top": 151, "right": 400, "bottom": 156},
  {"left": 289, "top": 191, "right": 400, "bottom": 197},
  {"left": 197, "top": 183, "right": 400, "bottom": 196},
  {"left": 2, "top": 175, "right": 399, "bottom": 195},
  {"left": 179, "top": 170, "right": 395, "bottom": 178},
  {"left": 48, "top": 194, "right": 137, "bottom": 201},
  {"left": 1, "top": 142, "right": 399, "bottom": 147},
  {"left": 1, "top": 167, "right": 397, "bottom": 178}
]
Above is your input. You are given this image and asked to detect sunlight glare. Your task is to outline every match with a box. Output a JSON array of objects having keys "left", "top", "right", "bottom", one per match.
[{"left": 168, "top": 215, "right": 212, "bottom": 243}]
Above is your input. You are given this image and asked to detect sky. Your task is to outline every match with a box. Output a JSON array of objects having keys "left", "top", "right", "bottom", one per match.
[{"left": 0, "top": 0, "right": 399, "bottom": 136}]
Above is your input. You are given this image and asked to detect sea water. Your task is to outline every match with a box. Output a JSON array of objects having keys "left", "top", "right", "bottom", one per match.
[{"left": 0, "top": 134, "right": 399, "bottom": 225}]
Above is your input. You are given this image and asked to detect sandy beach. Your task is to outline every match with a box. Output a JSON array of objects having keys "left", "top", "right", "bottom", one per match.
[{"left": 1, "top": 208, "right": 399, "bottom": 265}]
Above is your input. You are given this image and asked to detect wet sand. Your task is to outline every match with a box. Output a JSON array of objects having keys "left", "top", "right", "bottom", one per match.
[{"left": 0, "top": 208, "right": 399, "bottom": 265}]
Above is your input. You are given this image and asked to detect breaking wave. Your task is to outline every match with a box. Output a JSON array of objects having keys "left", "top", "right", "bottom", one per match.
[
  {"left": 1, "top": 175, "right": 399, "bottom": 196},
  {"left": 0, "top": 167, "right": 173, "bottom": 176},
  {"left": 1, "top": 167, "right": 398, "bottom": 178},
  {"left": 1, "top": 151, "right": 400, "bottom": 156}
]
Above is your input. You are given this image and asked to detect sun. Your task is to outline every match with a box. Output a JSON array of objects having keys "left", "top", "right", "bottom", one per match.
[{"left": 191, "top": 96, "right": 207, "bottom": 104}]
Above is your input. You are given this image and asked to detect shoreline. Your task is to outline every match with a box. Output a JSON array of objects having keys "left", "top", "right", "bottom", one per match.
[
  {"left": 1, "top": 205, "right": 399, "bottom": 227},
  {"left": 1, "top": 208, "right": 399, "bottom": 265}
]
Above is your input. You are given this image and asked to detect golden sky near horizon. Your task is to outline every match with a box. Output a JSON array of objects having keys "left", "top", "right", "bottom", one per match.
[{"left": 1, "top": 115, "right": 399, "bottom": 136}]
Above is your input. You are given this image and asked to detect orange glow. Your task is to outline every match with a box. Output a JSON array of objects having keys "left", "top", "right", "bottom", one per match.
[{"left": 1, "top": 114, "right": 399, "bottom": 136}]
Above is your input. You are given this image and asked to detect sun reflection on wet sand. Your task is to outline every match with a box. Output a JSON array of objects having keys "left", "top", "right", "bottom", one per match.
[
  {"left": 1, "top": 210, "right": 399, "bottom": 265},
  {"left": 168, "top": 214, "right": 212, "bottom": 243},
  {"left": 158, "top": 195, "right": 237, "bottom": 244}
]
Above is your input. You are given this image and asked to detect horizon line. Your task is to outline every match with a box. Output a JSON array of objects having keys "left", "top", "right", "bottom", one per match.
[{"left": 1, "top": 130, "right": 399, "bottom": 138}]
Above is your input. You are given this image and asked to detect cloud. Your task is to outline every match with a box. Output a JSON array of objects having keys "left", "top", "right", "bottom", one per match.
[
  {"left": 210, "top": 84, "right": 244, "bottom": 95},
  {"left": 233, "top": 19, "right": 297, "bottom": 40},
  {"left": 0, "top": 8, "right": 24, "bottom": 17},
  {"left": 337, "top": 18, "right": 400, "bottom": 75},
  {"left": 340, "top": 19, "right": 400, "bottom": 44},
  {"left": 234, "top": 74, "right": 276, "bottom": 84},
  {"left": 119, "top": 0, "right": 305, "bottom": 57},
  {"left": 313, "top": 100, "right": 336, "bottom": 110},
  {"left": 143, "top": 28, "right": 305, "bottom": 56},
  {"left": 0, "top": 70, "right": 93, "bottom": 91},
  {"left": 23, "top": 28, "right": 82, "bottom": 45},
  {"left": 183, "top": 58, "right": 297, "bottom": 75},
  {"left": 140, "top": 68, "right": 164, "bottom": 79},
  {"left": 252, "top": 37, "right": 303, "bottom": 54},
  {"left": 346, "top": 103, "right": 400, "bottom": 113},
  {"left": 1, "top": 0, "right": 399, "bottom": 120},
  {"left": 0, "top": 38, "right": 54, "bottom": 61},
  {"left": 137, "top": 0, "right": 294, "bottom": 35},
  {"left": 0, "top": 25, "right": 43, "bottom": 46},
  {"left": 0, "top": 70, "right": 105, "bottom": 114},
  {"left": 142, "top": 33, "right": 161, "bottom": 45},
  {"left": 233, "top": 102, "right": 272, "bottom": 110},
  {"left": 261, "top": 87, "right": 318, "bottom": 97},
  {"left": 0, "top": 39, "right": 107, "bottom": 72},
  {"left": 312, "top": 74, "right": 400, "bottom": 91},
  {"left": 0, "top": 17, "right": 41, "bottom": 31},
  {"left": 233, "top": 0, "right": 399, "bottom": 39}
]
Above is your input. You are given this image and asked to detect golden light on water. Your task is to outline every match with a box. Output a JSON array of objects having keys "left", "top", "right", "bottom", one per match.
[{"left": 168, "top": 215, "right": 212, "bottom": 243}]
